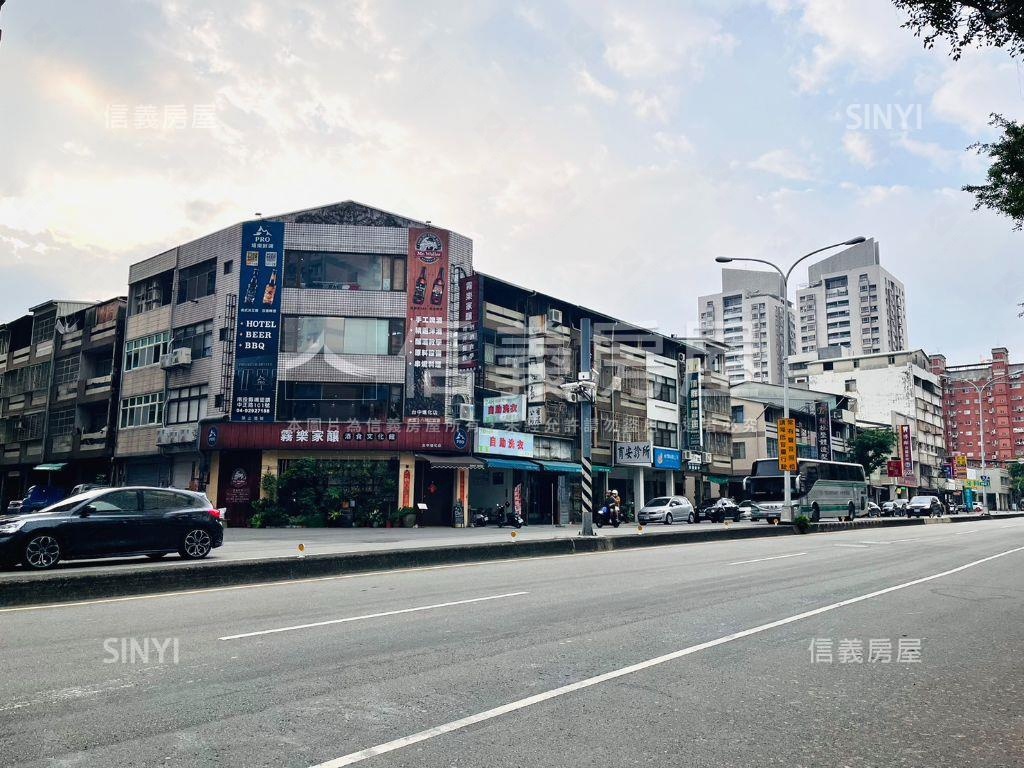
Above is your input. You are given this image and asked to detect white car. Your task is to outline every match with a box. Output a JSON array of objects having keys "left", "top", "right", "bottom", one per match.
[{"left": 637, "top": 496, "right": 694, "bottom": 525}]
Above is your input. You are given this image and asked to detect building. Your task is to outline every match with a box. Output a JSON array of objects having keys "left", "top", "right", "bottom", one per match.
[
  {"left": 795, "top": 239, "right": 907, "bottom": 357},
  {"left": 931, "top": 348, "right": 1024, "bottom": 466},
  {"left": 469, "top": 275, "right": 731, "bottom": 524},
  {"left": 728, "top": 382, "right": 857, "bottom": 496},
  {"left": 698, "top": 269, "right": 793, "bottom": 385},
  {"left": 0, "top": 298, "right": 127, "bottom": 507},
  {"left": 118, "top": 201, "right": 473, "bottom": 526},
  {"left": 793, "top": 349, "right": 947, "bottom": 498}
]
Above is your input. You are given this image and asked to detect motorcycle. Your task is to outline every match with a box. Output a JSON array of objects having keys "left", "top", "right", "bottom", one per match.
[
  {"left": 595, "top": 503, "right": 621, "bottom": 528},
  {"left": 496, "top": 502, "right": 524, "bottom": 529}
]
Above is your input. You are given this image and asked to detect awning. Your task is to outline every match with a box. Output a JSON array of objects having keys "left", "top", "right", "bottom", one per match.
[
  {"left": 481, "top": 458, "right": 539, "bottom": 472},
  {"left": 705, "top": 475, "right": 732, "bottom": 485},
  {"left": 33, "top": 463, "right": 67, "bottom": 471},
  {"left": 415, "top": 454, "right": 486, "bottom": 469},
  {"left": 536, "top": 461, "right": 581, "bottom": 474},
  {"left": 592, "top": 465, "right": 612, "bottom": 474}
]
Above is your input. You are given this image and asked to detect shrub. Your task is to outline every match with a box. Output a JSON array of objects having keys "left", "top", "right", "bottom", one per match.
[{"left": 794, "top": 515, "right": 811, "bottom": 534}]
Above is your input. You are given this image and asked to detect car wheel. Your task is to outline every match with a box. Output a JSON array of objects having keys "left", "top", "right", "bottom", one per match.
[
  {"left": 179, "top": 528, "right": 213, "bottom": 560},
  {"left": 687, "top": 511, "right": 695, "bottom": 524},
  {"left": 664, "top": 513, "right": 673, "bottom": 525},
  {"left": 22, "top": 534, "right": 62, "bottom": 570},
  {"left": 147, "top": 553, "right": 168, "bottom": 560}
]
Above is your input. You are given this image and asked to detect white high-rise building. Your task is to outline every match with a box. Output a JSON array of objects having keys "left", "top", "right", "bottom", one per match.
[
  {"left": 795, "top": 239, "right": 907, "bottom": 357},
  {"left": 698, "top": 269, "right": 794, "bottom": 385}
]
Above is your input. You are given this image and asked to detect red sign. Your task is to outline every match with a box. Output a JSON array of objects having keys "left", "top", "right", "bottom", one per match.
[
  {"left": 887, "top": 459, "right": 903, "bottom": 478},
  {"left": 202, "top": 421, "right": 470, "bottom": 452},
  {"left": 406, "top": 228, "right": 450, "bottom": 419}
]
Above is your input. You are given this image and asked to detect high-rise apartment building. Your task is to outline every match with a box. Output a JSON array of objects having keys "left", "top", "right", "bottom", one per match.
[
  {"left": 796, "top": 239, "right": 907, "bottom": 356},
  {"left": 698, "top": 269, "right": 793, "bottom": 385}
]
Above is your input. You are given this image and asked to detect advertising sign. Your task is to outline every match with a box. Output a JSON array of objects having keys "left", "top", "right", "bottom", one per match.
[
  {"left": 201, "top": 421, "right": 470, "bottom": 452},
  {"left": 475, "top": 427, "right": 535, "bottom": 458},
  {"left": 232, "top": 220, "right": 284, "bottom": 422},
  {"left": 899, "top": 424, "right": 914, "bottom": 477},
  {"left": 815, "top": 401, "right": 833, "bottom": 462},
  {"left": 483, "top": 394, "right": 527, "bottom": 424},
  {"left": 457, "top": 274, "right": 481, "bottom": 370},
  {"left": 615, "top": 441, "right": 653, "bottom": 466},
  {"left": 955, "top": 454, "right": 968, "bottom": 479},
  {"left": 653, "top": 447, "right": 682, "bottom": 471},
  {"left": 405, "top": 227, "right": 450, "bottom": 419},
  {"left": 777, "top": 418, "right": 797, "bottom": 472},
  {"left": 887, "top": 459, "right": 903, "bottom": 478},
  {"left": 683, "top": 364, "right": 703, "bottom": 450}
]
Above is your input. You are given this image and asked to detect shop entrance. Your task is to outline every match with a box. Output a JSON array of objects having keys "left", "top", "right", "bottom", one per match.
[
  {"left": 416, "top": 461, "right": 455, "bottom": 526},
  {"left": 529, "top": 473, "right": 558, "bottom": 525}
]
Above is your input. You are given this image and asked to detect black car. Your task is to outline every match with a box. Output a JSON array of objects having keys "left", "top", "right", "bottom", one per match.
[
  {"left": 694, "top": 497, "right": 741, "bottom": 523},
  {"left": 0, "top": 487, "right": 224, "bottom": 570}
]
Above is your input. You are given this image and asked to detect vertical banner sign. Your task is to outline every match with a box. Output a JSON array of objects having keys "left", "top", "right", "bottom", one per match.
[
  {"left": 778, "top": 418, "right": 798, "bottom": 472},
  {"left": 900, "top": 424, "right": 914, "bottom": 478},
  {"left": 684, "top": 359, "right": 703, "bottom": 450},
  {"left": 406, "top": 228, "right": 450, "bottom": 419},
  {"left": 232, "top": 221, "right": 284, "bottom": 422},
  {"left": 814, "top": 401, "right": 833, "bottom": 461},
  {"left": 457, "top": 274, "right": 480, "bottom": 370}
]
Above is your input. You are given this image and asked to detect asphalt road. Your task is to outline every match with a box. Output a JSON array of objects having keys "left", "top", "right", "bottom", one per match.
[{"left": 3, "top": 518, "right": 1023, "bottom": 767}]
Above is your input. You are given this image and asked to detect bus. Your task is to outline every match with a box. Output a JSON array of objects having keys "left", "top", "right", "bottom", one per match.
[{"left": 743, "top": 458, "right": 868, "bottom": 523}]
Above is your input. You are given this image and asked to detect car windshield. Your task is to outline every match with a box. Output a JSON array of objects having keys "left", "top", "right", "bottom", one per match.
[
  {"left": 909, "top": 496, "right": 932, "bottom": 504},
  {"left": 646, "top": 498, "right": 670, "bottom": 507},
  {"left": 36, "top": 491, "right": 101, "bottom": 515}
]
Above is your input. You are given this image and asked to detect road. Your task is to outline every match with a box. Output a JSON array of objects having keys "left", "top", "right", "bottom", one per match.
[{"left": 2, "top": 518, "right": 1023, "bottom": 767}]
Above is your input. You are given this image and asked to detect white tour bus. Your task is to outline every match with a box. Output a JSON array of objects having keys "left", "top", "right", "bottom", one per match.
[{"left": 743, "top": 458, "right": 868, "bottom": 523}]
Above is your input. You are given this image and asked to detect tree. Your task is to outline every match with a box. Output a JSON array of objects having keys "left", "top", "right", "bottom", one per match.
[
  {"left": 963, "top": 114, "right": 1024, "bottom": 231},
  {"left": 1008, "top": 460, "right": 1024, "bottom": 502},
  {"left": 893, "top": 1, "right": 1024, "bottom": 59},
  {"left": 850, "top": 429, "right": 898, "bottom": 478}
]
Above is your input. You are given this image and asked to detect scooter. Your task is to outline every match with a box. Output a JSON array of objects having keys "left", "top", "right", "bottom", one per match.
[
  {"left": 594, "top": 504, "right": 621, "bottom": 528},
  {"left": 496, "top": 502, "right": 524, "bottom": 529}
]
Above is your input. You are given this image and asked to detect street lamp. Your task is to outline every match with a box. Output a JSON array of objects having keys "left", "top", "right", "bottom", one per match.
[{"left": 714, "top": 236, "right": 866, "bottom": 522}]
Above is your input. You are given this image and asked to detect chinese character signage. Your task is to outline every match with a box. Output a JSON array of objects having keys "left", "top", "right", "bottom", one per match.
[
  {"left": 683, "top": 363, "right": 703, "bottom": 450},
  {"left": 887, "top": 459, "right": 903, "bottom": 478},
  {"left": 483, "top": 394, "right": 526, "bottom": 424},
  {"left": 457, "top": 274, "right": 480, "bottom": 370},
  {"left": 475, "top": 427, "right": 535, "bottom": 458},
  {"left": 615, "top": 441, "right": 653, "bottom": 466},
  {"left": 201, "top": 421, "right": 470, "bottom": 452},
  {"left": 405, "top": 228, "right": 451, "bottom": 419},
  {"left": 777, "top": 418, "right": 797, "bottom": 472},
  {"left": 815, "top": 401, "right": 833, "bottom": 462},
  {"left": 955, "top": 454, "right": 968, "bottom": 479},
  {"left": 899, "top": 424, "right": 914, "bottom": 477},
  {"left": 232, "top": 220, "right": 283, "bottom": 422},
  {"left": 653, "top": 447, "right": 682, "bottom": 471}
]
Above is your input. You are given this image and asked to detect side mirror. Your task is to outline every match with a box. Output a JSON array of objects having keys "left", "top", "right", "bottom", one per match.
[{"left": 79, "top": 504, "right": 97, "bottom": 517}]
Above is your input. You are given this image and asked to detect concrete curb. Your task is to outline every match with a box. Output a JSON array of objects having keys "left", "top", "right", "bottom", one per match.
[{"left": 3, "top": 513, "right": 1023, "bottom": 608}]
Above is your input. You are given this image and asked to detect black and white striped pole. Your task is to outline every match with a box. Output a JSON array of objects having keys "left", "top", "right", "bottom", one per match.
[{"left": 580, "top": 318, "right": 596, "bottom": 536}]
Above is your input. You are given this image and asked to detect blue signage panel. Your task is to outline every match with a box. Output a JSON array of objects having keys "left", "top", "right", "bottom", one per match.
[
  {"left": 231, "top": 221, "right": 284, "bottom": 422},
  {"left": 653, "top": 447, "right": 682, "bottom": 471}
]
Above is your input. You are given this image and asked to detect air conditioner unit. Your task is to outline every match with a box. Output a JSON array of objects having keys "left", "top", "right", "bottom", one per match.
[
  {"left": 578, "top": 371, "right": 594, "bottom": 382},
  {"left": 160, "top": 347, "right": 192, "bottom": 369},
  {"left": 547, "top": 308, "right": 563, "bottom": 325},
  {"left": 564, "top": 391, "right": 579, "bottom": 403},
  {"left": 701, "top": 452, "right": 712, "bottom": 464},
  {"left": 458, "top": 403, "right": 475, "bottom": 421},
  {"left": 611, "top": 375, "right": 622, "bottom": 392}
]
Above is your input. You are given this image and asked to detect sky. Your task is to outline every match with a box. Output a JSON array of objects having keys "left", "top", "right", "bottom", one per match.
[{"left": 1, "top": 0, "right": 1023, "bottom": 364}]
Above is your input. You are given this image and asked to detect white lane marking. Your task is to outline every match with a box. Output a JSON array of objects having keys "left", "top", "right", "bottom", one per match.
[
  {"left": 857, "top": 541, "right": 895, "bottom": 546},
  {"left": 728, "top": 553, "right": 806, "bottom": 566},
  {"left": 219, "top": 592, "right": 529, "bottom": 641},
  {"left": 310, "top": 545, "right": 1024, "bottom": 767},
  {"left": 953, "top": 529, "right": 982, "bottom": 536},
  {"left": 1000, "top": 524, "right": 1022, "bottom": 529},
  {"left": 833, "top": 543, "right": 869, "bottom": 548}
]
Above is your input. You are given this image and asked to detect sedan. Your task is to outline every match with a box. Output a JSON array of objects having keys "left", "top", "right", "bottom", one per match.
[
  {"left": 638, "top": 496, "right": 694, "bottom": 525},
  {"left": 906, "top": 495, "right": 944, "bottom": 518},
  {"left": 694, "top": 497, "right": 741, "bottom": 523},
  {"left": 0, "top": 487, "right": 224, "bottom": 570},
  {"left": 866, "top": 501, "right": 882, "bottom": 518}
]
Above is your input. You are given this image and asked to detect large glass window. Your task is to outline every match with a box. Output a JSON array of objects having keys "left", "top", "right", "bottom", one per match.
[
  {"left": 651, "top": 420, "right": 678, "bottom": 449},
  {"left": 166, "top": 385, "right": 208, "bottom": 424},
  {"left": 130, "top": 271, "right": 173, "bottom": 315},
  {"left": 648, "top": 374, "right": 677, "bottom": 404},
  {"left": 282, "top": 251, "right": 406, "bottom": 291},
  {"left": 278, "top": 382, "right": 403, "bottom": 421},
  {"left": 54, "top": 356, "right": 80, "bottom": 386},
  {"left": 49, "top": 408, "right": 76, "bottom": 436},
  {"left": 172, "top": 321, "right": 213, "bottom": 360},
  {"left": 281, "top": 317, "right": 405, "bottom": 355},
  {"left": 119, "top": 392, "right": 164, "bottom": 428},
  {"left": 32, "top": 315, "right": 55, "bottom": 345},
  {"left": 177, "top": 259, "right": 217, "bottom": 303},
  {"left": 124, "top": 332, "right": 171, "bottom": 371}
]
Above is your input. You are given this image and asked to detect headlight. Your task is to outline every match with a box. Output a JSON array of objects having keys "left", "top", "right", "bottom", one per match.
[{"left": 0, "top": 519, "right": 26, "bottom": 534}]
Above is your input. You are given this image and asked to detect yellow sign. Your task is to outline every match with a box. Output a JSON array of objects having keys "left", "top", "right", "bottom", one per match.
[
  {"left": 955, "top": 455, "right": 968, "bottom": 467},
  {"left": 778, "top": 418, "right": 798, "bottom": 472}
]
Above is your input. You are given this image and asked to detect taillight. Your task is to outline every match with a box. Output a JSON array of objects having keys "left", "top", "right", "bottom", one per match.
[{"left": 208, "top": 508, "right": 223, "bottom": 520}]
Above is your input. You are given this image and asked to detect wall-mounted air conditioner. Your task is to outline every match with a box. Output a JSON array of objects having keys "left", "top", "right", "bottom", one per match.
[
  {"left": 160, "top": 347, "right": 192, "bottom": 369},
  {"left": 458, "top": 403, "right": 475, "bottom": 421},
  {"left": 547, "top": 308, "right": 563, "bottom": 325}
]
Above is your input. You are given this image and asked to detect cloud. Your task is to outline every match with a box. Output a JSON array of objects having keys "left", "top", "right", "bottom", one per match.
[
  {"left": 654, "top": 132, "right": 694, "bottom": 154},
  {"left": 628, "top": 89, "right": 670, "bottom": 122},
  {"left": 748, "top": 148, "right": 816, "bottom": 181},
  {"left": 842, "top": 131, "right": 876, "bottom": 168},
  {"left": 574, "top": 67, "right": 617, "bottom": 103},
  {"left": 930, "top": 56, "right": 1024, "bottom": 135}
]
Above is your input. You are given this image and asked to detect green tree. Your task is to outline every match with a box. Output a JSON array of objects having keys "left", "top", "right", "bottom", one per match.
[
  {"left": 1008, "top": 461, "right": 1024, "bottom": 502},
  {"left": 963, "top": 114, "right": 1024, "bottom": 231},
  {"left": 850, "top": 429, "right": 898, "bottom": 478}
]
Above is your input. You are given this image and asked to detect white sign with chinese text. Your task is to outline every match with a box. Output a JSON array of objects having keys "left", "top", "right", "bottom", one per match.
[
  {"left": 475, "top": 427, "right": 535, "bottom": 458},
  {"left": 615, "top": 441, "right": 653, "bottom": 466},
  {"left": 482, "top": 394, "right": 527, "bottom": 424}
]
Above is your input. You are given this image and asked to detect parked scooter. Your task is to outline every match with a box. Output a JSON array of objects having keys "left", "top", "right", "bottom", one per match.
[{"left": 495, "top": 501, "right": 524, "bottom": 529}]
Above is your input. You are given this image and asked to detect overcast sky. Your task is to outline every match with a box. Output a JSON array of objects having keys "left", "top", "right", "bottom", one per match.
[{"left": 1, "top": 0, "right": 1022, "bottom": 363}]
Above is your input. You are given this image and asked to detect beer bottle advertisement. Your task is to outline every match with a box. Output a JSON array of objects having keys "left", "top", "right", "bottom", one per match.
[{"left": 405, "top": 227, "right": 451, "bottom": 420}]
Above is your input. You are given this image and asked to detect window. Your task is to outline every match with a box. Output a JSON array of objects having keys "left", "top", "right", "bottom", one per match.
[
  {"left": 280, "top": 316, "right": 405, "bottom": 355},
  {"left": 32, "top": 315, "right": 55, "bottom": 345},
  {"left": 143, "top": 489, "right": 195, "bottom": 511},
  {"left": 91, "top": 490, "right": 142, "bottom": 514},
  {"left": 732, "top": 405, "right": 745, "bottom": 424},
  {"left": 223, "top": 260, "right": 233, "bottom": 275},
  {"left": 130, "top": 271, "right": 173, "bottom": 315},
  {"left": 49, "top": 408, "right": 76, "bottom": 436},
  {"left": 277, "top": 382, "right": 403, "bottom": 421},
  {"left": 282, "top": 251, "right": 406, "bottom": 291},
  {"left": 124, "top": 332, "right": 171, "bottom": 371},
  {"left": 766, "top": 437, "right": 779, "bottom": 457},
  {"left": 648, "top": 374, "right": 677, "bottom": 404},
  {"left": 54, "top": 356, "right": 80, "bottom": 386},
  {"left": 172, "top": 321, "right": 213, "bottom": 360},
  {"left": 119, "top": 392, "right": 164, "bottom": 428},
  {"left": 651, "top": 420, "right": 678, "bottom": 449},
  {"left": 732, "top": 442, "right": 746, "bottom": 459},
  {"left": 177, "top": 259, "right": 217, "bottom": 303},
  {"left": 166, "top": 384, "right": 208, "bottom": 424}
]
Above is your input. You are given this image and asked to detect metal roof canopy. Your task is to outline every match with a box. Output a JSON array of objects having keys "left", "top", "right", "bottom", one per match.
[{"left": 415, "top": 454, "right": 486, "bottom": 469}]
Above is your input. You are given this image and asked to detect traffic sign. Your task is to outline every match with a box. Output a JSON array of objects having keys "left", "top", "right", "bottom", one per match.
[{"left": 778, "top": 418, "right": 798, "bottom": 472}]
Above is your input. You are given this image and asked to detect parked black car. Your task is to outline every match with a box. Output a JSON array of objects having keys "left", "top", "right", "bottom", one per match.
[
  {"left": 0, "top": 487, "right": 224, "bottom": 570},
  {"left": 693, "top": 497, "right": 741, "bottom": 523}
]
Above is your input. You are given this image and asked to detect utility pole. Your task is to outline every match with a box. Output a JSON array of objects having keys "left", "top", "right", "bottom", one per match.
[{"left": 579, "top": 318, "right": 595, "bottom": 536}]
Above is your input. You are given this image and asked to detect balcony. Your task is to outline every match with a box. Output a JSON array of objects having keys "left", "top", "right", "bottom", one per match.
[
  {"left": 79, "top": 428, "right": 109, "bottom": 451},
  {"left": 84, "top": 375, "right": 113, "bottom": 396}
]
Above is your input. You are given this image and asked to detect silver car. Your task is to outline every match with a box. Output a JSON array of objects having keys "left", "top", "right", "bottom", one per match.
[{"left": 638, "top": 496, "right": 694, "bottom": 525}]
